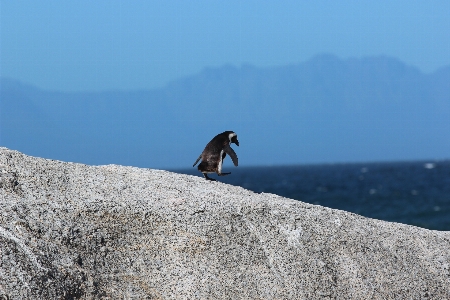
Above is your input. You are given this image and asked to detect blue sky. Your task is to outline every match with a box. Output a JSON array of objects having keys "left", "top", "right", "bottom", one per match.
[{"left": 1, "top": 1, "right": 450, "bottom": 92}]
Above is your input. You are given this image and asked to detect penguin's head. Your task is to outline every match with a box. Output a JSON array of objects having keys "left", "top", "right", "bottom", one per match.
[{"left": 229, "top": 132, "right": 239, "bottom": 146}]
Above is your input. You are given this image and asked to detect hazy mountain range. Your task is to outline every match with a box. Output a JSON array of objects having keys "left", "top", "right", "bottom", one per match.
[{"left": 1, "top": 54, "right": 449, "bottom": 169}]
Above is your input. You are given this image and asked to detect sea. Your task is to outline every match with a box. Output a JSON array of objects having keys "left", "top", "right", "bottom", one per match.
[{"left": 176, "top": 160, "right": 450, "bottom": 231}]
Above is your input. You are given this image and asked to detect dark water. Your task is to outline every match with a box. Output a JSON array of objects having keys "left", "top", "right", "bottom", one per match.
[{"left": 175, "top": 160, "right": 450, "bottom": 231}]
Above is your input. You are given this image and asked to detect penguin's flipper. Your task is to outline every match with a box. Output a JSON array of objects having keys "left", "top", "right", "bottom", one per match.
[
  {"left": 218, "top": 172, "right": 231, "bottom": 176},
  {"left": 223, "top": 145, "right": 238, "bottom": 166},
  {"left": 193, "top": 154, "right": 202, "bottom": 167}
]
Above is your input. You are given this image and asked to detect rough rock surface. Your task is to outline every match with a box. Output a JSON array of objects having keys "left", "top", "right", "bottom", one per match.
[{"left": 0, "top": 147, "right": 449, "bottom": 299}]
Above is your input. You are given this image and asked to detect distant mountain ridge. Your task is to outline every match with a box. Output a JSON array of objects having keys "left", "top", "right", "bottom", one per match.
[{"left": 1, "top": 54, "right": 449, "bottom": 168}]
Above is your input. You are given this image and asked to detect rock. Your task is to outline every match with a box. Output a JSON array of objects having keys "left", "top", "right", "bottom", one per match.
[{"left": 0, "top": 147, "right": 449, "bottom": 299}]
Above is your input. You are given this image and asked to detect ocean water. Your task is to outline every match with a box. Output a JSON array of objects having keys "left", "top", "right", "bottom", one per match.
[{"left": 176, "top": 160, "right": 450, "bottom": 231}]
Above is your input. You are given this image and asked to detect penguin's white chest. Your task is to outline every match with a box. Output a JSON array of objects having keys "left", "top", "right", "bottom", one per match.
[
  {"left": 217, "top": 150, "right": 223, "bottom": 174},
  {"left": 217, "top": 149, "right": 224, "bottom": 173}
]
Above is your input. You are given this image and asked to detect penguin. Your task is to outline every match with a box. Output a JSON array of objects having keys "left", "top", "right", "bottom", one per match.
[{"left": 193, "top": 131, "right": 239, "bottom": 181}]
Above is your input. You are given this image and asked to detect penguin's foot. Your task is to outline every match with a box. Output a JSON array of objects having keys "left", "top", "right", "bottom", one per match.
[
  {"left": 203, "top": 173, "right": 216, "bottom": 181},
  {"left": 218, "top": 172, "right": 231, "bottom": 176}
]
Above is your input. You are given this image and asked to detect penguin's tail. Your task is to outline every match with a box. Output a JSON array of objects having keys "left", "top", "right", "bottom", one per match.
[{"left": 193, "top": 155, "right": 202, "bottom": 167}]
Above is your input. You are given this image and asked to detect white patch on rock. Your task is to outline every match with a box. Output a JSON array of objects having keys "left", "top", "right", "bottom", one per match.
[
  {"left": 334, "top": 218, "right": 342, "bottom": 226},
  {"left": 279, "top": 224, "right": 303, "bottom": 247}
]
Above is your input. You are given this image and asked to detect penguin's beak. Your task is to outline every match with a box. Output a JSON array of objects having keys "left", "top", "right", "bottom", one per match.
[{"left": 235, "top": 140, "right": 239, "bottom": 146}]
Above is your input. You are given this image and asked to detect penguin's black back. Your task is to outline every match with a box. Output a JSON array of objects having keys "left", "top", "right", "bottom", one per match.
[
  {"left": 196, "top": 131, "right": 232, "bottom": 170},
  {"left": 203, "top": 131, "right": 233, "bottom": 154}
]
